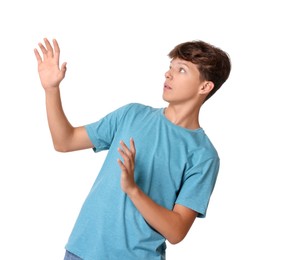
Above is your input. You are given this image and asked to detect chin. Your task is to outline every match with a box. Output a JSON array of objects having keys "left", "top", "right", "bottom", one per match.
[
  {"left": 163, "top": 96, "right": 176, "bottom": 104},
  {"left": 162, "top": 94, "right": 170, "bottom": 102}
]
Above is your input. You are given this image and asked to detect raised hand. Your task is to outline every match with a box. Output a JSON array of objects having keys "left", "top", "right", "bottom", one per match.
[
  {"left": 34, "top": 38, "right": 67, "bottom": 90},
  {"left": 117, "top": 138, "right": 137, "bottom": 195}
]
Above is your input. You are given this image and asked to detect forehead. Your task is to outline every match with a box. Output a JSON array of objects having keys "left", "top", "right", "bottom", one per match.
[{"left": 171, "top": 58, "right": 200, "bottom": 72}]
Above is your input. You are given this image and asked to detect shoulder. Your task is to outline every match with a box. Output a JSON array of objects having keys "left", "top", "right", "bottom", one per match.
[
  {"left": 107, "top": 103, "right": 146, "bottom": 118},
  {"left": 187, "top": 130, "right": 219, "bottom": 165},
  {"left": 121, "top": 103, "right": 158, "bottom": 116},
  {"left": 125, "top": 103, "right": 154, "bottom": 111},
  {"left": 200, "top": 131, "right": 219, "bottom": 157}
]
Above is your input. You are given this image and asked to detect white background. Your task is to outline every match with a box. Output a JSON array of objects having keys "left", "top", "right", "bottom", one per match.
[{"left": 1, "top": 0, "right": 289, "bottom": 259}]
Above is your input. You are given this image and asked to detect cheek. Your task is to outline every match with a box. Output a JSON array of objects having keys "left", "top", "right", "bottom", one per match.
[
  {"left": 183, "top": 81, "right": 200, "bottom": 96},
  {"left": 182, "top": 78, "right": 197, "bottom": 89}
]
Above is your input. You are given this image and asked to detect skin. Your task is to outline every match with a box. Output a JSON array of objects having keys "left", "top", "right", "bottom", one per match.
[
  {"left": 163, "top": 58, "right": 214, "bottom": 130},
  {"left": 34, "top": 38, "right": 214, "bottom": 244}
]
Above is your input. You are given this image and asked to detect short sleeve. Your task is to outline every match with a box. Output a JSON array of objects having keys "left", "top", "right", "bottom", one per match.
[
  {"left": 85, "top": 104, "right": 132, "bottom": 152},
  {"left": 175, "top": 157, "right": 220, "bottom": 218}
]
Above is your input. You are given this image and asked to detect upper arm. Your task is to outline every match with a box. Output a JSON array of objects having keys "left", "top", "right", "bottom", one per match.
[{"left": 59, "top": 126, "right": 94, "bottom": 152}]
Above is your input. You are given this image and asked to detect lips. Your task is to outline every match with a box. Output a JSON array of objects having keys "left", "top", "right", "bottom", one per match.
[{"left": 164, "top": 83, "right": 172, "bottom": 90}]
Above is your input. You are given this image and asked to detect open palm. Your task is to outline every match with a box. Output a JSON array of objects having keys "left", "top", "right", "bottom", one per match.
[{"left": 34, "top": 38, "right": 67, "bottom": 90}]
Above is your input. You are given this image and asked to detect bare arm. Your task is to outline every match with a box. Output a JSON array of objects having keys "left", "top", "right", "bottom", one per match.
[
  {"left": 117, "top": 139, "right": 197, "bottom": 244},
  {"left": 34, "top": 38, "right": 93, "bottom": 152}
]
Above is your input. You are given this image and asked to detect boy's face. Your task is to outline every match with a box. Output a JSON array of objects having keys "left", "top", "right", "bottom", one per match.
[{"left": 163, "top": 58, "right": 205, "bottom": 105}]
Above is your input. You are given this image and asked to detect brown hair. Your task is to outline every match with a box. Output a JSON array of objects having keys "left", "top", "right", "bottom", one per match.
[{"left": 168, "top": 40, "right": 231, "bottom": 102}]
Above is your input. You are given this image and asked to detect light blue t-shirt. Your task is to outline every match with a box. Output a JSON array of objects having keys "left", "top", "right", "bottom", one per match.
[{"left": 65, "top": 103, "right": 219, "bottom": 260}]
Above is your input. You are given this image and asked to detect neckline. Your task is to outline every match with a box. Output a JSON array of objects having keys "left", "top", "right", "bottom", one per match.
[{"left": 160, "top": 108, "right": 203, "bottom": 133}]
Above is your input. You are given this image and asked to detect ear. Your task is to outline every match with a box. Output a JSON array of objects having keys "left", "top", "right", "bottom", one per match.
[{"left": 200, "top": 81, "right": 214, "bottom": 95}]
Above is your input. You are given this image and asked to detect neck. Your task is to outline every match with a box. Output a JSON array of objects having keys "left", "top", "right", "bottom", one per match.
[{"left": 164, "top": 103, "right": 201, "bottom": 130}]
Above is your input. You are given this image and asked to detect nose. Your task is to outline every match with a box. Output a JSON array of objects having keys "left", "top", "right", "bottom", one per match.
[{"left": 165, "top": 70, "right": 172, "bottom": 79}]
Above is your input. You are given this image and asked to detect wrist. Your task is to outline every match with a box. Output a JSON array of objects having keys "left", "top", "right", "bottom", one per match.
[
  {"left": 126, "top": 184, "right": 140, "bottom": 199},
  {"left": 44, "top": 85, "right": 60, "bottom": 94}
]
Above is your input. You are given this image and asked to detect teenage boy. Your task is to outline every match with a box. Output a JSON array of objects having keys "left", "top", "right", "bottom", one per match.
[{"left": 34, "top": 38, "right": 231, "bottom": 260}]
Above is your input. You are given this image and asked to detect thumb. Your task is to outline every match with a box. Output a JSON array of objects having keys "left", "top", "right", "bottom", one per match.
[
  {"left": 61, "top": 62, "right": 67, "bottom": 72},
  {"left": 60, "top": 62, "right": 67, "bottom": 78}
]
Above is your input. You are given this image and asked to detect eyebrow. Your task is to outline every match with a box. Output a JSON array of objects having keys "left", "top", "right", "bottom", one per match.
[{"left": 170, "top": 61, "right": 190, "bottom": 68}]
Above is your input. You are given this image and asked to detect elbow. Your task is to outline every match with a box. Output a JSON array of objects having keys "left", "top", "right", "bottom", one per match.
[
  {"left": 167, "top": 232, "right": 186, "bottom": 245},
  {"left": 168, "top": 237, "right": 184, "bottom": 245},
  {"left": 53, "top": 143, "right": 71, "bottom": 153},
  {"left": 165, "top": 208, "right": 197, "bottom": 245}
]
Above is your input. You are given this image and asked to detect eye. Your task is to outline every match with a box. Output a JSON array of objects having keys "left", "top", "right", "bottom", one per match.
[{"left": 179, "top": 67, "right": 186, "bottom": 73}]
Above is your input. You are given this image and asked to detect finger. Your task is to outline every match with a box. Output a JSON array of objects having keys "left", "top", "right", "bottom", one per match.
[
  {"left": 44, "top": 38, "right": 54, "bottom": 57},
  {"left": 38, "top": 42, "right": 48, "bottom": 56},
  {"left": 117, "top": 158, "right": 127, "bottom": 173},
  {"left": 118, "top": 147, "right": 133, "bottom": 169},
  {"left": 129, "top": 138, "right": 136, "bottom": 156},
  {"left": 34, "top": 48, "right": 42, "bottom": 64},
  {"left": 118, "top": 147, "right": 128, "bottom": 161},
  {"left": 53, "top": 39, "right": 60, "bottom": 63},
  {"left": 120, "top": 141, "right": 131, "bottom": 156}
]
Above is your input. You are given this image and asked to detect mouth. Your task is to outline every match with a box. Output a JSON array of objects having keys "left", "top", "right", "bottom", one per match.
[{"left": 164, "top": 83, "right": 172, "bottom": 90}]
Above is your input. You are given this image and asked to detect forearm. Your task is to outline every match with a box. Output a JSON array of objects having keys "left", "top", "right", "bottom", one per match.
[
  {"left": 127, "top": 186, "right": 192, "bottom": 244},
  {"left": 117, "top": 140, "right": 196, "bottom": 244},
  {"left": 45, "top": 86, "right": 74, "bottom": 151}
]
